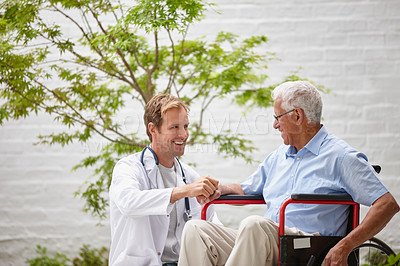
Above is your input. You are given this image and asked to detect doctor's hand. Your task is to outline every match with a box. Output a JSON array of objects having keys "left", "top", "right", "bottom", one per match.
[
  {"left": 170, "top": 175, "right": 218, "bottom": 203},
  {"left": 197, "top": 184, "right": 222, "bottom": 205},
  {"left": 190, "top": 175, "right": 219, "bottom": 198}
]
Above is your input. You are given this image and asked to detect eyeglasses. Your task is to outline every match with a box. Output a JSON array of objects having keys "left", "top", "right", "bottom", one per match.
[{"left": 273, "top": 109, "right": 295, "bottom": 122}]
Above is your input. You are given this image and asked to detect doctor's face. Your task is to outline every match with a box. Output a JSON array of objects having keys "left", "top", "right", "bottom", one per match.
[{"left": 151, "top": 107, "right": 189, "bottom": 162}]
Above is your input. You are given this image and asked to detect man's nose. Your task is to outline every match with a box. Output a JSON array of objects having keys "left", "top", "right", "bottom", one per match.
[
  {"left": 179, "top": 127, "right": 189, "bottom": 138},
  {"left": 273, "top": 119, "right": 279, "bottom": 129}
]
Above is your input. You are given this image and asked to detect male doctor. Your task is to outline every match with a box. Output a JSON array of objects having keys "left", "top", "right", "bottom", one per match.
[{"left": 109, "top": 94, "right": 221, "bottom": 266}]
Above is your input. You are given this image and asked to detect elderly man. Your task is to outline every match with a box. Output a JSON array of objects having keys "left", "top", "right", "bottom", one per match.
[
  {"left": 178, "top": 81, "right": 399, "bottom": 266},
  {"left": 109, "top": 94, "right": 220, "bottom": 266}
]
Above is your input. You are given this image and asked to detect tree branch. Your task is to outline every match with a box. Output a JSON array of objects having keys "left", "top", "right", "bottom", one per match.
[
  {"left": 166, "top": 27, "right": 189, "bottom": 96},
  {"left": 46, "top": 4, "right": 126, "bottom": 82},
  {"left": 88, "top": 7, "right": 146, "bottom": 101}
]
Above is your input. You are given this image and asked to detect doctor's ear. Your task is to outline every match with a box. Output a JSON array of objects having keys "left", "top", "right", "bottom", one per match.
[{"left": 148, "top": 122, "right": 158, "bottom": 136}]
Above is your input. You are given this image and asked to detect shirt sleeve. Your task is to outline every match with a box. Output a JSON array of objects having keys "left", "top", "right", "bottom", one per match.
[
  {"left": 339, "top": 150, "right": 388, "bottom": 207},
  {"left": 241, "top": 157, "right": 270, "bottom": 195}
]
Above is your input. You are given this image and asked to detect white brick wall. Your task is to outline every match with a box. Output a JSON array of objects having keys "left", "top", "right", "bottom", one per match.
[{"left": 1, "top": 0, "right": 400, "bottom": 264}]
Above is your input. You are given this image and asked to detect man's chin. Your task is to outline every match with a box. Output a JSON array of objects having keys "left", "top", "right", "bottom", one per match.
[{"left": 173, "top": 145, "right": 186, "bottom": 156}]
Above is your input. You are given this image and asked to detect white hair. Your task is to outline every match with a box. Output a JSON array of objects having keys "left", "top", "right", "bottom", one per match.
[{"left": 272, "top": 81, "right": 322, "bottom": 124}]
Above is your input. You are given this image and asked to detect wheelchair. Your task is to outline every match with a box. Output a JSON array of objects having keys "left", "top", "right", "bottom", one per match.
[{"left": 201, "top": 165, "right": 397, "bottom": 265}]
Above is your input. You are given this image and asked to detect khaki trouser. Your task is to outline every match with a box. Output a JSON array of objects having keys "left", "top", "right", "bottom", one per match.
[{"left": 178, "top": 215, "right": 316, "bottom": 266}]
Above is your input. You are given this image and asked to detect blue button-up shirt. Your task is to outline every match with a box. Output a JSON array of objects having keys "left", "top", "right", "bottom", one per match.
[{"left": 241, "top": 126, "right": 388, "bottom": 236}]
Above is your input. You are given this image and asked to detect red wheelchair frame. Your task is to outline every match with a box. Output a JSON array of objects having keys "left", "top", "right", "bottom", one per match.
[
  {"left": 201, "top": 165, "right": 396, "bottom": 265},
  {"left": 201, "top": 194, "right": 359, "bottom": 265}
]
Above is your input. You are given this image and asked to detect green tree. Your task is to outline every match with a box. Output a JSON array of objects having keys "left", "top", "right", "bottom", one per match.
[{"left": 0, "top": 0, "right": 311, "bottom": 219}]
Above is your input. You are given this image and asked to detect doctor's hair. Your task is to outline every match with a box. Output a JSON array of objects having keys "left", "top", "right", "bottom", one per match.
[
  {"left": 272, "top": 81, "right": 322, "bottom": 124},
  {"left": 144, "top": 94, "right": 190, "bottom": 142}
]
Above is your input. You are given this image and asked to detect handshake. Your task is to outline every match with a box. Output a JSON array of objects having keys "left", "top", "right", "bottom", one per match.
[
  {"left": 192, "top": 175, "right": 221, "bottom": 205},
  {"left": 171, "top": 175, "right": 221, "bottom": 205}
]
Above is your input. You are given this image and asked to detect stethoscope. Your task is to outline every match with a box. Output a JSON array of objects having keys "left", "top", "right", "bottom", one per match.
[{"left": 140, "top": 146, "right": 192, "bottom": 222}]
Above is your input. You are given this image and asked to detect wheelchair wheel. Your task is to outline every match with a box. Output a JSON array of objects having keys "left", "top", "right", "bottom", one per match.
[{"left": 348, "top": 237, "right": 397, "bottom": 266}]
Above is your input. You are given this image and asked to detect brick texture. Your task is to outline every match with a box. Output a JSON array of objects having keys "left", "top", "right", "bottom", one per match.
[{"left": 1, "top": 0, "right": 399, "bottom": 264}]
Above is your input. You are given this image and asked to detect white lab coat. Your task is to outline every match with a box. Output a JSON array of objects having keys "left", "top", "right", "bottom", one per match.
[{"left": 109, "top": 150, "right": 221, "bottom": 266}]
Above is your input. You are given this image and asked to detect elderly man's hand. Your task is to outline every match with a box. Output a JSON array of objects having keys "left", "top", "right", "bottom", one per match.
[{"left": 324, "top": 243, "right": 352, "bottom": 266}]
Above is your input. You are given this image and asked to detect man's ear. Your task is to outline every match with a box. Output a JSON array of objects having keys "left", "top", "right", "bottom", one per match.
[
  {"left": 294, "top": 108, "right": 304, "bottom": 125},
  {"left": 148, "top": 122, "right": 157, "bottom": 137}
]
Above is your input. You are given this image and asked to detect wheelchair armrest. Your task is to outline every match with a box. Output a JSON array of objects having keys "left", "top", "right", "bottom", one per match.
[
  {"left": 291, "top": 193, "right": 353, "bottom": 201},
  {"left": 217, "top": 194, "right": 264, "bottom": 200},
  {"left": 201, "top": 194, "right": 265, "bottom": 220},
  {"left": 280, "top": 194, "right": 360, "bottom": 236}
]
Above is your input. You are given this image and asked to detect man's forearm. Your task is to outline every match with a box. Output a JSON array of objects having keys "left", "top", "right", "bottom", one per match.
[
  {"left": 324, "top": 192, "right": 399, "bottom": 265},
  {"left": 171, "top": 185, "right": 189, "bottom": 203},
  {"left": 340, "top": 192, "right": 399, "bottom": 250},
  {"left": 219, "top": 183, "right": 245, "bottom": 195}
]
